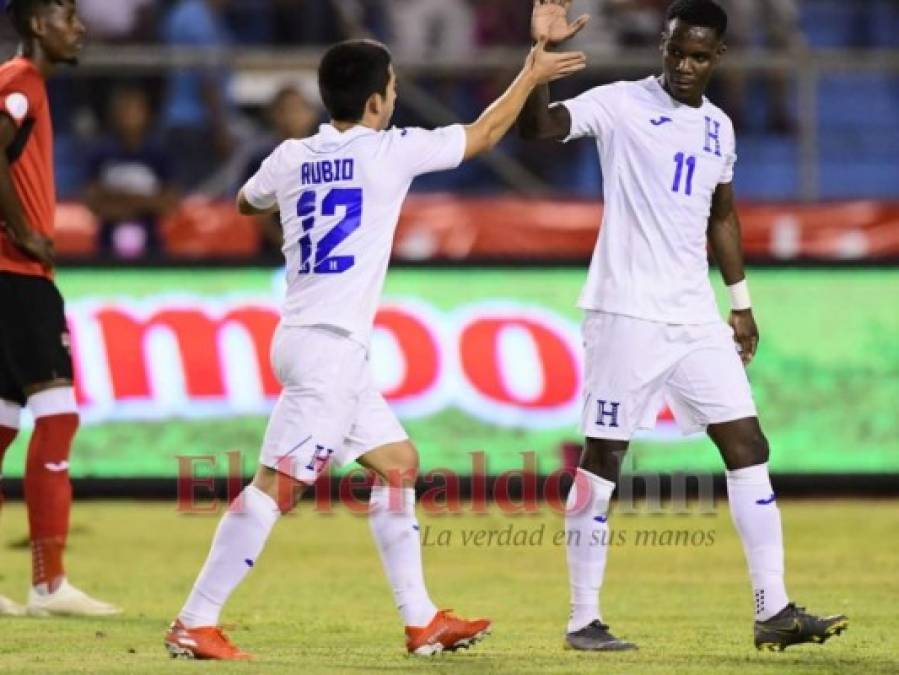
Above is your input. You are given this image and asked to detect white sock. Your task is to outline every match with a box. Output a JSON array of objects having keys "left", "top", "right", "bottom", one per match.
[
  {"left": 368, "top": 485, "right": 437, "bottom": 627},
  {"left": 726, "top": 462, "right": 789, "bottom": 621},
  {"left": 179, "top": 486, "right": 280, "bottom": 628},
  {"left": 565, "top": 468, "right": 615, "bottom": 633}
]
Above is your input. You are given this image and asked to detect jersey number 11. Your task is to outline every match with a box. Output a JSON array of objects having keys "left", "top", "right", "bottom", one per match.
[{"left": 672, "top": 152, "right": 697, "bottom": 196}]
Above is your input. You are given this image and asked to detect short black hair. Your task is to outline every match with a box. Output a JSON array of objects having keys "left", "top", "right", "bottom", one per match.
[
  {"left": 5, "top": 0, "right": 57, "bottom": 38},
  {"left": 318, "top": 40, "right": 392, "bottom": 123},
  {"left": 665, "top": 0, "right": 728, "bottom": 38}
]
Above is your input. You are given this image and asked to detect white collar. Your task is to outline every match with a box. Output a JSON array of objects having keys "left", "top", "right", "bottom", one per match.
[
  {"left": 318, "top": 123, "right": 378, "bottom": 139},
  {"left": 649, "top": 75, "right": 708, "bottom": 111}
]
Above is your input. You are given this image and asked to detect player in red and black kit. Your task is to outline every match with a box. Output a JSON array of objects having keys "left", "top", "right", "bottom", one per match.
[{"left": 0, "top": 0, "right": 118, "bottom": 616}]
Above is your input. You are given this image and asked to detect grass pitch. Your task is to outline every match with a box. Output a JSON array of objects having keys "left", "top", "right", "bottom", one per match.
[{"left": 0, "top": 499, "right": 896, "bottom": 674}]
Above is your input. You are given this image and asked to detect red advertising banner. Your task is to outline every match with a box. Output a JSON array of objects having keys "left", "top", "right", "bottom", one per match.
[
  {"left": 53, "top": 197, "right": 899, "bottom": 261},
  {"left": 65, "top": 297, "right": 590, "bottom": 431},
  {"left": 393, "top": 197, "right": 899, "bottom": 261}
]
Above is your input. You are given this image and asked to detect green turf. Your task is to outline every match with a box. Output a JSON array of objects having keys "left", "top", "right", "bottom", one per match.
[{"left": 1, "top": 499, "right": 896, "bottom": 674}]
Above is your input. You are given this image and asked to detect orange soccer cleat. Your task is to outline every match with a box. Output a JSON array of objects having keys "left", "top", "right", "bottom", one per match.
[
  {"left": 405, "top": 609, "right": 491, "bottom": 656},
  {"left": 164, "top": 619, "right": 252, "bottom": 660}
]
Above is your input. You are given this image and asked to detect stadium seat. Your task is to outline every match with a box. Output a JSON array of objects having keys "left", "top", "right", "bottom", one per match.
[
  {"left": 730, "top": 136, "right": 799, "bottom": 200},
  {"left": 801, "top": 1, "right": 859, "bottom": 47},
  {"left": 161, "top": 198, "right": 260, "bottom": 258},
  {"left": 53, "top": 202, "right": 99, "bottom": 257},
  {"left": 53, "top": 134, "right": 89, "bottom": 202}
]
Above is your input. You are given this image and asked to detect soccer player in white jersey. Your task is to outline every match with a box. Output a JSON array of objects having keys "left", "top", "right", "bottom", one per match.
[
  {"left": 163, "top": 39, "right": 586, "bottom": 660},
  {"left": 519, "top": 0, "right": 848, "bottom": 653}
]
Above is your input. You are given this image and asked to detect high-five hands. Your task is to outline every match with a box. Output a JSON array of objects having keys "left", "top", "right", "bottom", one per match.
[
  {"left": 532, "top": 0, "right": 591, "bottom": 46},
  {"left": 527, "top": 37, "right": 587, "bottom": 84}
]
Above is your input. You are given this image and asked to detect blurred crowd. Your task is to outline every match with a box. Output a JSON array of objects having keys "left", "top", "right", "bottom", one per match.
[{"left": 0, "top": 0, "right": 894, "bottom": 259}]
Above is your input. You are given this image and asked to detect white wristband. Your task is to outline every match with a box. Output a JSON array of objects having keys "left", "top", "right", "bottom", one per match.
[{"left": 727, "top": 279, "right": 752, "bottom": 311}]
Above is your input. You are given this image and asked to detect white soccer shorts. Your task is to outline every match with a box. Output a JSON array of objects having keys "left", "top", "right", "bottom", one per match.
[
  {"left": 580, "top": 311, "right": 758, "bottom": 440},
  {"left": 259, "top": 325, "right": 408, "bottom": 483}
]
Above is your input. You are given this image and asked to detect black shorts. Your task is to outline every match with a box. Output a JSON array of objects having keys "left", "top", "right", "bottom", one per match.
[{"left": 0, "top": 271, "right": 73, "bottom": 406}]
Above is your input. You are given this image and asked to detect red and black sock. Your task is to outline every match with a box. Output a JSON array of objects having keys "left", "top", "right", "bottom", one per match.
[{"left": 24, "top": 413, "right": 78, "bottom": 591}]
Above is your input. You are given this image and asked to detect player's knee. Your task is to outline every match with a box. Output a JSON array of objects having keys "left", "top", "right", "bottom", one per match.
[
  {"left": 33, "top": 410, "right": 79, "bottom": 431},
  {"left": 251, "top": 465, "right": 306, "bottom": 513},
  {"left": 25, "top": 412, "right": 79, "bottom": 474},
  {"left": 363, "top": 442, "right": 420, "bottom": 487},
  {"left": 749, "top": 432, "right": 770, "bottom": 466},
  {"left": 726, "top": 431, "right": 770, "bottom": 470},
  {"left": 49, "top": 412, "right": 79, "bottom": 442},
  {"left": 380, "top": 463, "right": 419, "bottom": 488},
  {"left": 580, "top": 438, "right": 629, "bottom": 484}
]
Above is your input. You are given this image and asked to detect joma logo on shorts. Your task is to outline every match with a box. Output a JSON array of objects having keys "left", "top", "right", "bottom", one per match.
[{"left": 596, "top": 400, "right": 621, "bottom": 428}]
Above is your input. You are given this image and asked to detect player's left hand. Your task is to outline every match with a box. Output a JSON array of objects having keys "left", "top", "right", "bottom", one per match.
[
  {"left": 10, "top": 229, "right": 55, "bottom": 270},
  {"left": 526, "top": 38, "right": 587, "bottom": 84},
  {"left": 532, "top": 0, "right": 590, "bottom": 46},
  {"left": 729, "top": 309, "right": 759, "bottom": 366}
]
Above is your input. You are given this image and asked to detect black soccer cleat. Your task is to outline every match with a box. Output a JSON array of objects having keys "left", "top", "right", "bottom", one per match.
[
  {"left": 565, "top": 620, "right": 638, "bottom": 651},
  {"left": 754, "top": 602, "right": 848, "bottom": 652}
]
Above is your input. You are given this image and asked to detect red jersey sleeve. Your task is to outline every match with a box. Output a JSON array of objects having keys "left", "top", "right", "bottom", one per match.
[
  {"left": 0, "top": 62, "right": 45, "bottom": 129},
  {"left": 0, "top": 57, "right": 54, "bottom": 280}
]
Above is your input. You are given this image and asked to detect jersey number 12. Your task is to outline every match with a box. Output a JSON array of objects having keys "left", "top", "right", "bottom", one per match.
[{"left": 296, "top": 188, "right": 362, "bottom": 274}]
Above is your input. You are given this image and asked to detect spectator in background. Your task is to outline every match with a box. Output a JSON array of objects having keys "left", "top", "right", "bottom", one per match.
[
  {"left": 387, "top": 0, "right": 476, "bottom": 60},
  {"left": 345, "top": 0, "right": 393, "bottom": 43},
  {"left": 568, "top": 0, "right": 800, "bottom": 132},
  {"left": 161, "top": 0, "right": 235, "bottom": 189},
  {"left": 86, "top": 87, "right": 178, "bottom": 260},
  {"left": 77, "top": 0, "right": 157, "bottom": 43},
  {"left": 474, "top": 0, "right": 531, "bottom": 47},
  {"left": 719, "top": 0, "right": 802, "bottom": 133},
  {"left": 604, "top": 0, "right": 667, "bottom": 47},
  {"left": 271, "top": 0, "right": 343, "bottom": 45},
  {"left": 238, "top": 86, "right": 318, "bottom": 255},
  {"left": 566, "top": 0, "right": 666, "bottom": 52}
]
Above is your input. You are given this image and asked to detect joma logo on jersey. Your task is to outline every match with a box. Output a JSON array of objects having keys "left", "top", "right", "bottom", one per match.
[
  {"left": 596, "top": 400, "right": 621, "bottom": 428},
  {"left": 703, "top": 116, "right": 722, "bottom": 157}
]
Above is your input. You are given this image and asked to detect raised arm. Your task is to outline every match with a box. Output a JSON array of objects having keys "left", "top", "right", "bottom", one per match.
[
  {"left": 708, "top": 182, "right": 758, "bottom": 364},
  {"left": 518, "top": 0, "right": 590, "bottom": 142},
  {"left": 0, "top": 115, "right": 54, "bottom": 268},
  {"left": 463, "top": 39, "right": 586, "bottom": 160},
  {"left": 518, "top": 82, "right": 572, "bottom": 142}
]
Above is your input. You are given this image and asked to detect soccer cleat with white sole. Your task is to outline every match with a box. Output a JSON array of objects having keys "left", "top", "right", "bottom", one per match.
[
  {"left": 405, "top": 609, "right": 491, "bottom": 656},
  {"left": 164, "top": 619, "right": 253, "bottom": 660},
  {"left": 26, "top": 579, "right": 122, "bottom": 617},
  {"left": 0, "top": 594, "right": 26, "bottom": 616}
]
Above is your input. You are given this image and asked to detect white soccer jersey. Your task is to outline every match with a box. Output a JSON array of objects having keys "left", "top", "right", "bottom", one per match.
[
  {"left": 558, "top": 76, "right": 737, "bottom": 324},
  {"left": 242, "top": 123, "right": 466, "bottom": 344}
]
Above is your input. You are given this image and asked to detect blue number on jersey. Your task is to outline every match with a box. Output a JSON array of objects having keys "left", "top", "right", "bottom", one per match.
[
  {"left": 295, "top": 188, "right": 363, "bottom": 275},
  {"left": 297, "top": 191, "right": 316, "bottom": 274},
  {"left": 672, "top": 152, "right": 697, "bottom": 196}
]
